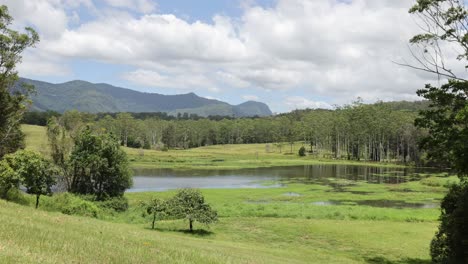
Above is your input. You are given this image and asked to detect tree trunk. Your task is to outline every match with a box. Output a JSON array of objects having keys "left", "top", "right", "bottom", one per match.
[
  {"left": 152, "top": 213, "right": 156, "bottom": 229},
  {"left": 35, "top": 195, "right": 40, "bottom": 209},
  {"left": 189, "top": 219, "right": 193, "bottom": 232}
]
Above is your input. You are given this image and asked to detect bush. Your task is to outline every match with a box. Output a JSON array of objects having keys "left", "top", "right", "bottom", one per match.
[
  {"left": 46, "top": 193, "right": 100, "bottom": 218},
  {"left": 420, "top": 177, "right": 443, "bottom": 187},
  {"left": 5, "top": 188, "right": 30, "bottom": 206},
  {"left": 97, "top": 196, "right": 129, "bottom": 212},
  {"left": 298, "top": 146, "right": 306, "bottom": 157},
  {"left": 430, "top": 181, "right": 468, "bottom": 263}
]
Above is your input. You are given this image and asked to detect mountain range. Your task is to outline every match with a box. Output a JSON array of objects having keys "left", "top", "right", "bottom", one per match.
[{"left": 18, "top": 78, "right": 272, "bottom": 117}]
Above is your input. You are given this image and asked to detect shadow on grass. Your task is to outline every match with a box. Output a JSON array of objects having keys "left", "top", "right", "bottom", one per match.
[
  {"left": 366, "top": 257, "right": 431, "bottom": 264},
  {"left": 145, "top": 227, "right": 214, "bottom": 237}
]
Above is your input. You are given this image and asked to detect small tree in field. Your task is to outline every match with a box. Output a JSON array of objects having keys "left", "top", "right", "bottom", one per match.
[
  {"left": 171, "top": 188, "right": 217, "bottom": 232},
  {"left": 6, "top": 150, "right": 56, "bottom": 208},
  {"left": 143, "top": 198, "right": 169, "bottom": 230},
  {"left": 298, "top": 146, "right": 306, "bottom": 157}
]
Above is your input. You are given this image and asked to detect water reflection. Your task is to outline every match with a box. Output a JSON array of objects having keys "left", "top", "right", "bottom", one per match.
[{"left": 129, "top": 164, "right": 442, "bottom": 192}]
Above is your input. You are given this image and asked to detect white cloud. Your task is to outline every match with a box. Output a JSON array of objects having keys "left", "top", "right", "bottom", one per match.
[
  {"left": 242, "top": 95, "right": 259, "bottom": 101},
  {"left": 1, "top": 0, "right": 69, "bottom": 38},
  {"left": 122, "top": 69, "right": 220, "bottom": 92},
  {"left": 17, "top": 51, "right": 71, "bottom": 77},
  {"left": 103, "top": 0, "right": 157, "bottom": 14},
  {"left": 285, "top": 96, "right": 333, "bottom": 110},
  {"left": 2, "top": 0, "right": 462, "bottom": 111}
]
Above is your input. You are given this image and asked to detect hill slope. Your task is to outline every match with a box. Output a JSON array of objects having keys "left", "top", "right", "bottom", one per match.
[
  {"left": 0, "top": 200, "right": 299, "bottom": 264},
  {"left": 18, "top": 78, "right": 272, "bottom": 117}
]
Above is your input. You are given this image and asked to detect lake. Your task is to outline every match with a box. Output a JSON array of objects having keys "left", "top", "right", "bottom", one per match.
[{"left": 128, "top": 164, "right": 441, "bottom": 192}]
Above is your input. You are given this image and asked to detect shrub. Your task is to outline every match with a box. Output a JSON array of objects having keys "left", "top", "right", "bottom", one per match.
[
  {"left": 420, "top": 177, "right": 443, "bottom": 187},
  {"left": 5, "top": 188, "right": 30, "bottom": 206},
  {"left": 430, "top": 181, "right": 468, "bottom": 263},
  {"left": 46, "top": 193, "right": 100, "bottom": 218},
  {"left": 298, "top": 146, "right": 306, "bottom": 157},
  {"left": 97, "top": 196, "right": 129, "bottom": 212}
]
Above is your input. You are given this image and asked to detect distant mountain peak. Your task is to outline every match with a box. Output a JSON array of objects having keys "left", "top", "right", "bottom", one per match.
[{"left": 18, "top": 78, "right": 273, "bottom": 117}]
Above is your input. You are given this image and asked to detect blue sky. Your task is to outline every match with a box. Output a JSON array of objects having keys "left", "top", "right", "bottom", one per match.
[{"left": 1, "top": 0, "right": 438, "bottom": 112}]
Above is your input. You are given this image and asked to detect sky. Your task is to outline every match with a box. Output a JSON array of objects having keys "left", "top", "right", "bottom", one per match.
[{"left": 0, "top": 0, "right": 456, "bottom": 113}]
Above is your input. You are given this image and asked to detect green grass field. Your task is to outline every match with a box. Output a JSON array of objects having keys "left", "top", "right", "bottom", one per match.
[
  {"left": 8, "top": 124, "right": 447, "bottom": 263},
  {"left": 0, "top": 197, "right": 437, "bottom": 264},
  {"left": 22, "top": 124, "right": 405, "bottom": 170}
]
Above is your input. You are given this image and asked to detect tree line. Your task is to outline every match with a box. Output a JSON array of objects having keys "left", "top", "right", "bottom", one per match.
[{"left": 37, "top": 100, "right": 424, "bottom": 164}]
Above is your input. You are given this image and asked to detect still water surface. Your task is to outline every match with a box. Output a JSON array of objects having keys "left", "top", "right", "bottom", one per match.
[{"left": 129, "top": 164, "right": 440, "bottom": 192}]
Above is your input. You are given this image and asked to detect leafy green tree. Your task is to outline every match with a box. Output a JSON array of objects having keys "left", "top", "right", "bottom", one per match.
[
  {"left": 416, "top": 80, "right": 468, "bottom": 263},
  {"left": 69, "top": 127, "right": 132, "bottom": 200},
  {"left": 170, "top": 188, "right": 218, "bottom": 232},
  {"left": 47, "top": 116, "right": 74, "bottom": 189},
  {"left": 143, "top": 198, "right": 169, "bottom": 230},
  {"left": 0, "top": 5, "right": 39, "bottom": 158},
  {"left": 116, "top": 113, "right": 135, "bottom": 147},
  {"left": 408, "top": 1, "right": 468, "bottom": 262},
  {"left": 416, "top": 81, "right": 468, "bottom": 173},
  {"left": 430, "top": 181, "right": 468, "bottom": 263},
  {"left": 161, "top": 123, "right": 176, "bottom": 149},
  {"left": 8, "top": 150, "right": 57, "bottom": 208}
]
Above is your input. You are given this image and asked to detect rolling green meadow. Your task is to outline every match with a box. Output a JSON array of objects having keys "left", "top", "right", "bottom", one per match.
[{"left": 3, "top": 124, "right": 454, "bottom": 263}]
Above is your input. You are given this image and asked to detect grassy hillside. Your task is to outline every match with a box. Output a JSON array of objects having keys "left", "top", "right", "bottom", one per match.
[
  {"left": 22, "top": 124, "right": 404, "bottom": 170},
  {"left": 0, "top": 199, "right": 298, "bottom": 264},
  {"left": 0, "top": 198, "right": 437, "bottom": 264}
]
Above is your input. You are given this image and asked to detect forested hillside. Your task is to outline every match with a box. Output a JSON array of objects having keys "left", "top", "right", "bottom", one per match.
[{"left": 17, "top": 78, "right": 272, "bottom": 117}]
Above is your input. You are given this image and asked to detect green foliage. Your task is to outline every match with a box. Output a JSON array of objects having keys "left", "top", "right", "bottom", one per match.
[
  {"left": 9, "top": 150, "right": 57, "bottom": 208},
  {"left": 97, "top": 196, "right": 129, "bottom": 212},
  {"left": 4, "top": 188, "right": 30, "bottom": 205},
  {"left": 0, "top": 150, "right": 56, "bottom": 208},
  {"left": 0, "top": 158, "right": 20, "bottom": 198},
  {"left": 416, "top": 81, "right": 468, "bottom": 175},
  {"left": 142, "top": 197, "right": 169, "bottom": 229},
  {"left": 0, "top": 6, "right": 39, "bottom": 158},
  {"left": 298, "top": 146, "right": 306, "bottom": 157},
  {"left": 170, "top": 188, "right": 218, "bottom": 231},
  {"left": 69, "top": 127, "right": 133, "bottom": 200},
  {"left": 47, "top": 116, "right": 74, "bottom": 189},
  {"left": 45, "top": 193, "right": 100, "bottom": 218},
  {"left": 141, "top": 189, "right": 217, "bottom": 231},
  {"left": 21, "top": 110, "right": 60, "bottom": 126},
  {"left": 430, "top": 180, "right": 468, "bottom": 263}
]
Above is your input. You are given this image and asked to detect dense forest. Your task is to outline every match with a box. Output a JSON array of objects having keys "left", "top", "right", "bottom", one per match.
[{"left": 23, "top": 100, "right": 429, "bottom": 164}]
